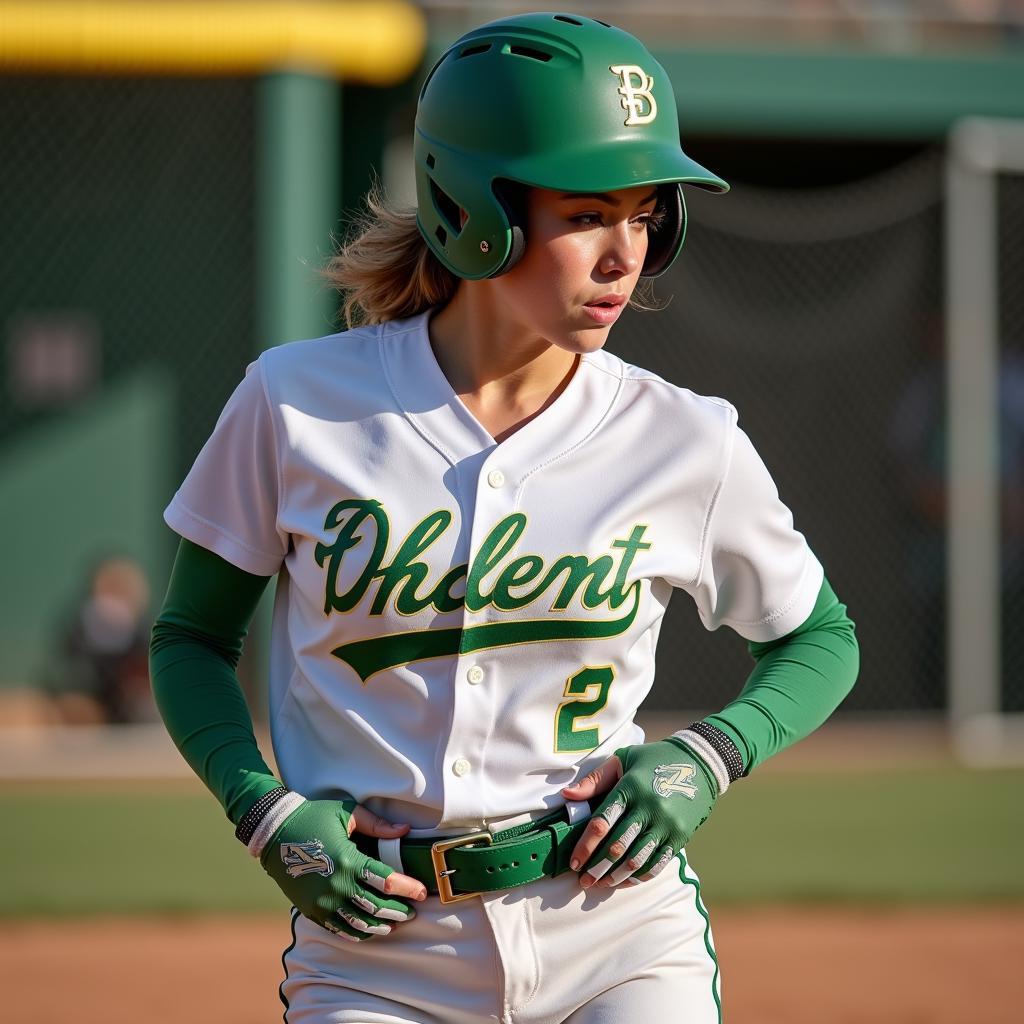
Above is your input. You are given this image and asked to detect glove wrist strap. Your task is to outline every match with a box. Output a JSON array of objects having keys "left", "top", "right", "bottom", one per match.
[
  {"left": 234, "top": 787, "right": 306, "bottom": 857},
  {"left": 670, "top": 720, "right": 745, "bottom": 796}
]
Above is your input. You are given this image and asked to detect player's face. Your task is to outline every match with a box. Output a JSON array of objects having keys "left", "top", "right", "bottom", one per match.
[{"left": 490, "top": 185, "right": 658, "bottom": 354}]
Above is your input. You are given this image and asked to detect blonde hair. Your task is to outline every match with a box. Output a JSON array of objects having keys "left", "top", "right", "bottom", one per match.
[
  {"left": 323, "top": 184, "right": 458, "bottom": 329},
  {"left": 324, "top": 184, "right": 664, "bottom": 328}
]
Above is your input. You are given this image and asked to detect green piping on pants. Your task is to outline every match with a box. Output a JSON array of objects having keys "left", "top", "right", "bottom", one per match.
[{"left": 678, "top": 851, "right": 722, "bottom": 1023}]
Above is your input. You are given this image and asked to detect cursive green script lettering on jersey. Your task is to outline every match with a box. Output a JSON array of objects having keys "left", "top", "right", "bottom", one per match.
[{"left": 313, "top": 499, "right": 651, "bottom": 682}]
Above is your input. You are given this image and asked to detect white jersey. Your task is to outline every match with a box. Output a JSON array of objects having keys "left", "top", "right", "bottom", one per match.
[{"left": 165, "top": 311, "right": 822, "bottom": 830}]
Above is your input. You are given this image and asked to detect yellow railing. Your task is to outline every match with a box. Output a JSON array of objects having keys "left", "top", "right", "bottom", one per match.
[{"left": 0, "top": 1, "right": 426, "bottom": 83}]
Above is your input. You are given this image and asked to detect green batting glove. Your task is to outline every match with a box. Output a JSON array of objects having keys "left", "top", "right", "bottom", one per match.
[
  {"left": 240, "top": 790, "right": 418, "bottom": 941},
  {"left": 581, "top": 738, "right": 720, "bottom": 887}
]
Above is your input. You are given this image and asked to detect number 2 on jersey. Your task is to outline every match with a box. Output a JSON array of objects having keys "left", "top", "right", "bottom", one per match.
[{"left": 554, "top": 666, "right": 614, "bottom": 752}]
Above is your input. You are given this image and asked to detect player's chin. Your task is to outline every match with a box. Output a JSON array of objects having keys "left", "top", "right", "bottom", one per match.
[{"left": 558, "top": 318, "right": 614, "bottom": 354}]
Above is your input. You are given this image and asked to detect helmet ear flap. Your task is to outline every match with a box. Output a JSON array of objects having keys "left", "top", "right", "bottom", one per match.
[
  {"left": 490, "top": 181, "right": 528, "bottom": 277},
  {"left": 641, "top": 184, "right": 687, "bottom": 279},
  {"left": 495, "top": 224, "right": 527, "bottom": 277}
]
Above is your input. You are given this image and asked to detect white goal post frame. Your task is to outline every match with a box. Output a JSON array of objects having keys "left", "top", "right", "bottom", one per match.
[{"left": 946, "top": 117, "right": 1024, "bottom": 767}]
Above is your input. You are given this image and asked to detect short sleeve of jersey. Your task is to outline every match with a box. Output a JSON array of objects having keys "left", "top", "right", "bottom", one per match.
[
  {"left": 164, "top": 357, "right": 286, "bottom": 576},
  {"left": 688, "top": 421, "right": 824, "bottom": 642}
]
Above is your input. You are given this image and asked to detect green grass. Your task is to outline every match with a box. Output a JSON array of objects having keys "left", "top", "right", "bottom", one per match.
[
  {"left": 2, "top": 786, "right": 285, "bottom": 917},
  {"left": 2, "top": 766, "right": 1022, "bottom": 916},
  {"left": 687, "top": 765, "right": 1024, "bottom": 905}
]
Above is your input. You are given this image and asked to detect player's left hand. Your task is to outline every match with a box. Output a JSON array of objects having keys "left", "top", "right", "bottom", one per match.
[{"left": 561, "top": 738, "right": 719, "bottom": 889}]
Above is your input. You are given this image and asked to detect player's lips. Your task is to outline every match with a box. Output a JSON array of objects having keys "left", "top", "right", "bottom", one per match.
[{"left": 582, "top": 293, "right": 626, "bottom": 325}]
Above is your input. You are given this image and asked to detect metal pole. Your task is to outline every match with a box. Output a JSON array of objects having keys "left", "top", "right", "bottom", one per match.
[
  {"left": 258, "top": 70, "right": 340, "bottom": 352},
  {"left": 945, "top": 119, "right": 1001, "bottom": 733},
  {"left": 253, "top": 70, "right": 340, "bottom": 712}
]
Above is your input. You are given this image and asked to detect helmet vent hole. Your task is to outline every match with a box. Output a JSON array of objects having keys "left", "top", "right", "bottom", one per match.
[
  {"left": 507, "top": 45, "right": 552, "bottom": 63},
  {"left": 458, "top": 43, "right": 492, "bottom": 58},
  {"left": 594, "top": 19, "right": 611, "bottom": 27},
  {"left": 430, "top": 178, "right": 463, "bottom": 238},
  {"left": 434, "top": 225, "right": 447, "bottom": 247},
  {"left": 426, "top": 153, "right": 436, "bottom": 170},
  {"left": 553, "top": 15, "right": 583, "bottom": 26}
]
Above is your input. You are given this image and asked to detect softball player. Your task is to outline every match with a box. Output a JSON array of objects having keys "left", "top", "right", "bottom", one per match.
[{"left": 151, "top": 13, "right": 858, "bottom": 1023}]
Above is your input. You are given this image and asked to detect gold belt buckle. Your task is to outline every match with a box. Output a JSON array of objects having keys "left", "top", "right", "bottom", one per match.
[{"left": 430, "top": 830, "right": 493, "bottom": 904}]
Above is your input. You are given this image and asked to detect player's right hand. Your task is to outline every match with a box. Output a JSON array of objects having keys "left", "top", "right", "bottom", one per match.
[{"left": 259, "top": 797, "right": 427, "bottom": 941}]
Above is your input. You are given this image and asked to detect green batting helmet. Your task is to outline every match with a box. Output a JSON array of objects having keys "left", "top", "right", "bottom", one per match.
[{"left": 413, "top": 11, "right": 728, "bottom": 281}]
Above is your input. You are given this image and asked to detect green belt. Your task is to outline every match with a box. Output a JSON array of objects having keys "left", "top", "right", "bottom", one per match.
[{"left": 353, "top": 807, "right": 590, "bottom": 904}]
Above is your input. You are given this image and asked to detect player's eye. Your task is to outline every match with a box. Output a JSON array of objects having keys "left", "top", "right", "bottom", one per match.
[
  {"left": 570, "top": 207, "right": 664, "bottom": 231},
  {"left": 635, "top": 207, "right": 666, "bottom": 233}
]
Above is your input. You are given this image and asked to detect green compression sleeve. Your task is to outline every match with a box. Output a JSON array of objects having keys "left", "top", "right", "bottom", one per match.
[
  {"left": 703, "top": 577, "right": 859, "bottom": 775},
  {"left": 149, "top": 538, "right": 283, "bottom": 825}
]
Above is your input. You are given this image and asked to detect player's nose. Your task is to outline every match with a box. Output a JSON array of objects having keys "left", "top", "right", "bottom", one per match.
[{"left": 597, "top": 222, "right": 644, "bottom": 277}]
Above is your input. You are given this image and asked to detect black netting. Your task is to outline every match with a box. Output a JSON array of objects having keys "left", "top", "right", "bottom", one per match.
[
  {"left": 0, "top": 75, "right": 259, "bottom": 717},
  {"left": 998, "top": 173, "right": 1024, "bottom": 712},
  {"left": 610, "top": 152, "right": 946, "bottom": 712},
  {"left": 0, "top": 75, "right": 256, "bottom": 480}
]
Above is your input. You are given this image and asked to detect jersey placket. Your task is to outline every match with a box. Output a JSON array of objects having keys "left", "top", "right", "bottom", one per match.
[{"left": 441, "top": 451, "right": 520, "bottom": 824}]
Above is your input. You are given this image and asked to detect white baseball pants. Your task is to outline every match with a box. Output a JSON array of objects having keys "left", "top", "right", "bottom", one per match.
[{"left": 280, "top": 853, "right": 721, "bottom": 1024}]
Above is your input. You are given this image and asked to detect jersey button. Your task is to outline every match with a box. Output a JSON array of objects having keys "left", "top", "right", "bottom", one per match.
[
  {"left": 466, "top": 665, "right": 485, "bottom": 685},
  {"left": 452, "top": 757, "right": 472, "bottom": 777},
  {"left": 487, "top": 469, "right": 505, "bottom": 489}
]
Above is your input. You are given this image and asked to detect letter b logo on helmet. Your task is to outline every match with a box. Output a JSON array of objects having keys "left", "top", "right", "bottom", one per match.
[
  {"left": 413, "top": 12, "right": 728, "bottom": 281},
  {"left": 609, "top": 64, "right": 658, "bottom": 126}
]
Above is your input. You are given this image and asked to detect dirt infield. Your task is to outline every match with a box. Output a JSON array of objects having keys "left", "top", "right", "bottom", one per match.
[{"left": 2, "top": 907, "right": 1021, "bottom": 1023}]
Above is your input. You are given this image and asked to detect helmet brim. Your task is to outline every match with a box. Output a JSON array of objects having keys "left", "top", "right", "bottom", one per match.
[{"left": 495, "top": 142, "right": 729, "bottom": 196}]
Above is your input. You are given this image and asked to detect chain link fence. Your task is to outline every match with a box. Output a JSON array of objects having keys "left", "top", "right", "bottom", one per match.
[
  {"left": 0, "top": 75, "right": 256, "bottom": 714},
  {"left": 1, "top": 74, "right": 256, "bottom": 477}
]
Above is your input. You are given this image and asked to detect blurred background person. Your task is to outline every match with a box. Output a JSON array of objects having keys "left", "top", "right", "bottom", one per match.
[
  {"left": 43, "top": 554, "right": 155, "bottom": 724},
  {"left": 888, "top": 314, "right": 948, "bottom": 709},
  {"left": 889, "top": 316, "right": 1024, "bottom": 709}
]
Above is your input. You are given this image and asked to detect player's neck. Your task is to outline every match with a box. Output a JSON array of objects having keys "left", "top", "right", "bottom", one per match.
[{"left": 427, "top": 291, "right": 579, "bottom": 440}]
